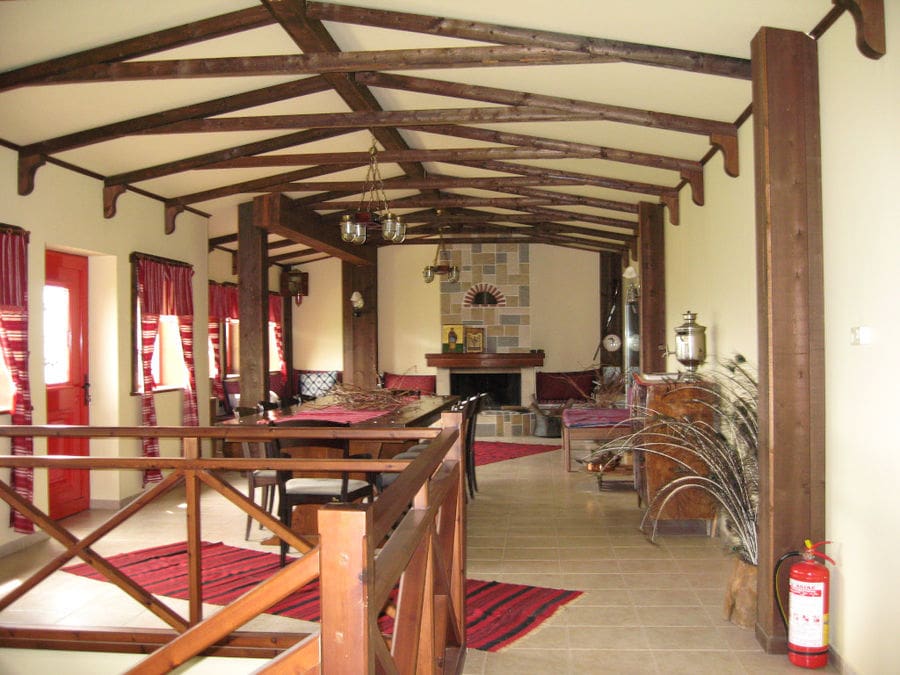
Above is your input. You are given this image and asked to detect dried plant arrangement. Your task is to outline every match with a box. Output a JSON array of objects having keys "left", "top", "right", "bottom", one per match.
[
  {"left": 323, "top": 383, "right": 407, "bottom": 410},
  {"left": 586, "top": 355, "right": 759, "bottom": 565}
]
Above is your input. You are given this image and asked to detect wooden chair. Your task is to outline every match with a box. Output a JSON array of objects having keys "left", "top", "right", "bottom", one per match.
[
  {"left": 243, "top": 441, "right": 277, "bottom": 540},
  {"left": 271, "top": 420, "right": 375, "bottom": 566},
  {"left": 464, "top": 393, "right": 487, "bottom": 497}
]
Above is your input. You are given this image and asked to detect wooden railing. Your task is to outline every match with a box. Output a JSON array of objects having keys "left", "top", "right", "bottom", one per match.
[{"left": 0, "top": 412, "right": 467, "bottom": 674}]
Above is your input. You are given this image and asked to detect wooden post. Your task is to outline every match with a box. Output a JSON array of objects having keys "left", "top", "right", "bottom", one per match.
[
  {"left": 318, "top": 503, "right": 375, "bottom": 674},
  {"left": 638, "top": 202, "right": 666, "bottom": 373},
  {"left": 237, "top": 198, "right": 271, "bottom": 408},
  {"left": 342, "top": 260, "right": 379, "bottom": 387},
  {"left": 751, "top": 27, "right": 826, "bottom": 653}
]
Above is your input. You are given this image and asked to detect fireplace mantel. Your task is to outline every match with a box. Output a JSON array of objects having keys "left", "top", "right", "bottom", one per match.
[{"left": 426, "top": 352, "right": 544, "bottom": 369}]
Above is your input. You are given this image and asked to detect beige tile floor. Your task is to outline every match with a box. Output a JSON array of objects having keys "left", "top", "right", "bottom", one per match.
[{"left": 0, "top": 437, "right": 835, "bottom": 674}]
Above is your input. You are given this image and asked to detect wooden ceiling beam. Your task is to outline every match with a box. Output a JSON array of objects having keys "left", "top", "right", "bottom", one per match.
[
  {"left": 105, "top": 128, "right": 353, "bottom": 187},
  {"left": 141, "top": 106, "right": 607, "bottom": 134},
  {"left": 402, "top": 124, "right": 700, "bottom": 174},
  {"left": 397, "top": 209, "right": 637, "bottom": 229},
  {"left": 167, "top": 163, "right": 366, "bottom": 208},
  {"left": 359, "top": 71, "right": 734, "bottom": 137},
  {"left": 448, "top": 159, "right": 677, "bottom": 197},
  {"left": 254, "top": 193, "right": 376, "bottom": 266},
  {"left": 0, "top": 6, "right": 275, "bottom": 92},
  {"left": 261, "top": 0, "right": 429, "bottom": 183},
  {"left": 305, "top": 1, "right": 752, "bottom": 79},
  {"left": 276, "top": 175, "right": 591, "bottom": 192},
  {"left": 203, "top": 146, "right": 573, "bottom": 169},
  {"left": 41, "top": 46, "right": 619, "bottom": 84},
  {"left": 20, "top": 76, "right": 332, "bottom": 197},
  {"left": 309, "top": 192, "right": 632, "bottom": 211}
]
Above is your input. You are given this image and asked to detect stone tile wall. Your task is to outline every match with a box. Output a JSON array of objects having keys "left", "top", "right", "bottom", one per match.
[{"left": 440, "top": 243, "right": 531, "bottom": 353}]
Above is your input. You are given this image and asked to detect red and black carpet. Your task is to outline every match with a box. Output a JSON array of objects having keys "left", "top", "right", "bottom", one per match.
[
  {"left": 64, "top": 541, "right": 581, "bottom": 652},
  {"left": 474, "top": 440, "right": 560, "bottom": 466}
]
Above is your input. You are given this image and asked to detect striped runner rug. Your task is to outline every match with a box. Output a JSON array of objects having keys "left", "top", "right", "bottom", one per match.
[
  {"left": 474, "top": 441, "right": 560, "bottom": 466},
  {"left": 64, "top": 541, "right": 581, "bottom": 652}
]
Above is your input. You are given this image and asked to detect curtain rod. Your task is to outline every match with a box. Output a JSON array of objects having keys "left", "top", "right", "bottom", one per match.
[
  {"left": 0, "top": 223, "right": 28, "bottom": 237},
  {"left": 129, "top": 251, "right": 192, "bottom": 269}
]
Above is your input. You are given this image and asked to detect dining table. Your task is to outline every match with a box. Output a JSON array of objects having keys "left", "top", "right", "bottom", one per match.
[{"left": 222, "top": 391, "right": 459, "bottom": 544}]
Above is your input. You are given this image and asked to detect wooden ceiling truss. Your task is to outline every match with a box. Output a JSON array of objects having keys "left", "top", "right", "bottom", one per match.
[{"left": 3, "top": 0, "right": 886, "bottom": 266}]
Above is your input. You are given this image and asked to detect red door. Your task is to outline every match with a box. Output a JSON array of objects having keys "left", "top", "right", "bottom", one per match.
[{"left": 45, "top": 250, "right": 90, "bottom": 519}]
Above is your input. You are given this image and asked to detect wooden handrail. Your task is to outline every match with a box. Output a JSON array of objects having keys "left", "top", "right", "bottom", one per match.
[{"left": 0, "top": 418, "right": 467, "bottom": 673}]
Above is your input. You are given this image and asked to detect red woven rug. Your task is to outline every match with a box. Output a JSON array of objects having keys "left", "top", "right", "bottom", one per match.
[
  {"left": 474, "top": 441, "right": 560, "bottom": 466},
  {"left": 64, "top": 541, "right": 580, "bottom": 652}
]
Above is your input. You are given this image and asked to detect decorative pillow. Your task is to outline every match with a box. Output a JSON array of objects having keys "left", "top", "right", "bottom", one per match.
[
  {"left": 382, "top": 372, "right": 437, "bottom": 394},
  {"left": 535, "top": 370, "right": 595, "bottom": 402},
  {"left": 297, "top": 370, "right": 341, "bottom": 400}
]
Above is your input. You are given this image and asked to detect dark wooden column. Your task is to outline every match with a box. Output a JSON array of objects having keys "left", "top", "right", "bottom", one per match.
[
  {"left": 599, "top": 251, "right": 624, "bottom": 367},
  {"left": 751, "top": 27, "right": 826, "bottom": 653},
  {"left": 638, "top": 202, "right": 666, "bottom": 373},
  {"left": 237, "top": 199, "right": 271, "bottom": 409},
  {"left": 342, "top": 260, "right": 378, "bottom": 387}
]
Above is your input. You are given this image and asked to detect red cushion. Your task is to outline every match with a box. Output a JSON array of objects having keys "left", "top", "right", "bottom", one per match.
[
  {"left": 383, "top": 373, "right": 436, "bottom": 394},
  {"left": 536, "top": 370, "right": 595, "bottom": 402}
]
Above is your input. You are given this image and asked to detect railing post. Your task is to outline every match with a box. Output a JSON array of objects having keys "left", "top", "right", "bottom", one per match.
[
  {"left": 440, "top": 410, "right": 467, "bottom": 648},
  {"left": 183, "top": 435, "right": 203, "bottom": 624},
  {"left": 318, "top": 502, "right": 375, "bottom": 674}
]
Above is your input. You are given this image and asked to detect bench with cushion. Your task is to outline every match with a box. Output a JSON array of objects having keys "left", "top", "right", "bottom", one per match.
[
  {"left": 561, "top": 406, "right": 631, "bottom": 472},
  {"left": 382, "top": 372, "right": 437, "bottom": 395}
]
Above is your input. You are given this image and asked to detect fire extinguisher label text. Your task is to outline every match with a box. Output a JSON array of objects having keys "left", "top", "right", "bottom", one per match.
[{"left": 789, "top": 580, "right": 827, "bottom": 648}]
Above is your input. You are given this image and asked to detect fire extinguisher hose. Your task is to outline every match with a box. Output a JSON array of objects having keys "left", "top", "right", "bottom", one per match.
[{"left": 774, "top": 549, "right": 802, "bottom": 629}]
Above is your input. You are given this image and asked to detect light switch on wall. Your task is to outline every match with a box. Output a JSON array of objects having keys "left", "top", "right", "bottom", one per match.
[{"left": 850, "top": 326, "right": 873, "bottom": 345}]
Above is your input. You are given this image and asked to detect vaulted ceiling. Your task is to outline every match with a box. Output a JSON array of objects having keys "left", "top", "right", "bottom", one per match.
[{"left": 1, "top": 1, "right": 843, "bottom": 268}]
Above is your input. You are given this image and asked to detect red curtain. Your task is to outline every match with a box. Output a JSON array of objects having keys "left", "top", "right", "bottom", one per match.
[
  {"left": 135, "top": 256, "right": 196, "bottom": 485},
  {"left": 0, "top": 228, "right": 33, "bottom": 533}
]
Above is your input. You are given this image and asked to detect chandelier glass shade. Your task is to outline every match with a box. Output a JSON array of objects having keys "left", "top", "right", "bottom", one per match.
[
  {"left": 340, "top": 136, "right": 406, "bottom": 245},
  {"left": 423, "top": 228, "right": 460, "bottom": 284}
]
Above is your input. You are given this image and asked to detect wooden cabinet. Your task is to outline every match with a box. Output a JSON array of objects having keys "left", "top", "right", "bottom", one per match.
[{"left": 632, "top": 376, "right": 717, "bottom": 525}]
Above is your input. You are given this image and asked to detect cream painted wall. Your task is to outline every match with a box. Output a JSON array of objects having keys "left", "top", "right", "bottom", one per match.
[
  {"left": 0, "top": 147, "right": 210, "bottom": 548},
  {"left": 664, "top": 12, "right": 899, "bottom": 673},
  {"left": 665, "top": 120, "right": 758, "bottom": 370},
  {"left": 531, "top": 245, "right": 603, "bottom": 371},
  {"left": 293, "top": 257, "right": 344, "bottom": 370},
  {"left": 817, "top": 10, "right": 899, "bottom": 675},
  {"left": 377, "top": 244, "right": 441, "bottom": 375}
]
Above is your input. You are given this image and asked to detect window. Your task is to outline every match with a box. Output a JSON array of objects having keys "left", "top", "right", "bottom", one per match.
[
  {"left": 224, "top": 318, "right": 284, "bottom": 375},
  {"left": 134, "top": 307, "right": 189, "bottom": 393}
]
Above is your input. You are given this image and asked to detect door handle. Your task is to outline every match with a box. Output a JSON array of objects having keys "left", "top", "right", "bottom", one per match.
[{"left": 82, "top": 375, "right": 91, "bottom": 405}]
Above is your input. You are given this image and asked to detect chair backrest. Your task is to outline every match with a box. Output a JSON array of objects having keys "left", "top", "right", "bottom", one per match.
[
  {"left": 382, "top": 372, "right": 437, "bottom": 395},
  {"left": 271, "top": 420, "right": 352, "bottom": 481}
]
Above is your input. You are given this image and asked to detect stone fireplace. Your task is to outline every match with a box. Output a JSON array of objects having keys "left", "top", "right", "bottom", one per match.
[{"left": 450, "top": 372, "right": 521, "bottom": 407}]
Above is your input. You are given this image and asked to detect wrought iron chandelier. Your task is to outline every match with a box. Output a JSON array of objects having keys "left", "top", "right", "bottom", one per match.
[
  {"left": 423, "top": 221, "right": 460, "bottom": 284},
  {"left": 340, "top": 135, "right": 406, "bottom": 245}
]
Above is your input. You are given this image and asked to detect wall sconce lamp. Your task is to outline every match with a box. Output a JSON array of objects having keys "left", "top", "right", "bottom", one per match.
[
  {"left": 349, "top": 291, "right": 365, "bottom": 317},
  {"left": 281, "top": 269, "right": 309, "bottom": 306}
]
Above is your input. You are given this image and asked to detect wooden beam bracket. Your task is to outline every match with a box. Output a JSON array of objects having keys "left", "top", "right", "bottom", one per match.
[
  {"left": 680, "top": 168, "right": 705, "bottom": 206},
  {"left": 834, "top": 0, "right": 886, "bottom": 59},
  {"left": 103, "top": 184, "right": 128, "bottom": 219},
  {"left": 17, "top": 153, "right": 45, "bottom": 196},
  {"left": 164, "top": 202, "right": 186, "bottom": 235},
  {"left": 661, "top": 193, "right": 680, "bottom": 226},
  {"left": 710, "top": 131, "right": 740, "bottom": 178}
]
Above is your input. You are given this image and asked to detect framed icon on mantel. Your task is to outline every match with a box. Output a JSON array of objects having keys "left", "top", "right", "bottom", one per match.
[
  {"left": 464, "top": 326, "right": 485, "bottom": 353},
  {"left": 442, "top": 324, "right": 464, "bottom": 353}
]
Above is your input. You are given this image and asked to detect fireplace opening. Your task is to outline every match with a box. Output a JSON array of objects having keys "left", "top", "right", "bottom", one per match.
[{"left": 451, "top": 372, "right": 521, "bottom": 408}]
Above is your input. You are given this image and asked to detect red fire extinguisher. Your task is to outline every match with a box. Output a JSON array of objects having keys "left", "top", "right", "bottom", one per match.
[{"left": 775, "top": 539, "right": 836, "bottom": 669}]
